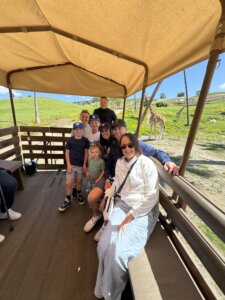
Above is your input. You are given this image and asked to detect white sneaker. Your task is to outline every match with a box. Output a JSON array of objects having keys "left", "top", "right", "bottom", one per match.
[
  {"left": 84, "top": 215, "right": 102, "bottom": 233},
  {"left": 0, "top": 209, "right": 22, "bottom": 221},
  {"left": 94, "top": 223, "right": 107, "bottom": 242},
  {"left": 8, "top": 209, "right": 22, "bottom": 220},
  {"left": 0, "top": 234, "right": 5, "bottom": 243}
]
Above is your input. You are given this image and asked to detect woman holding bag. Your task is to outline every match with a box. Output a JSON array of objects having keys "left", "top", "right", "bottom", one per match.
[{"left": 94, "top": 133, "right": 159, "bottom": 300}]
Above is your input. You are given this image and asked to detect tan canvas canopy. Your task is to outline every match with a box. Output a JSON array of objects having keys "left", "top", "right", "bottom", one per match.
[{"left": 0, "top": 0, "right": 225, "bottom": 98}]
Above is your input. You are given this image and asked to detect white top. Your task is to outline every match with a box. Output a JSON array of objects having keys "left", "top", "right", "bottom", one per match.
[
  {"left": 109, "top": 155, "right": 159, "bottom": 218},
  {"left": 86, "top": 131, "right": 100, "bottom": 145}
]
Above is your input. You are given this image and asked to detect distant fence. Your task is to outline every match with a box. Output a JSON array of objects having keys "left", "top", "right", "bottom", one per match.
[{"left": 19, "top": 126, "right": 71, "bottom": 169}]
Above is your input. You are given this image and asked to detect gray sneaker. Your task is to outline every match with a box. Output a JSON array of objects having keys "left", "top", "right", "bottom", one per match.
[{"left": 58, "top": 198, "right": 71, "bottom": 212}]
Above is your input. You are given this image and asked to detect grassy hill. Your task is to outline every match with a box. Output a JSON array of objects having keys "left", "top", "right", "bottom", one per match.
[{"left": 0, "top": 96, "right": 224, "bottom": 141}]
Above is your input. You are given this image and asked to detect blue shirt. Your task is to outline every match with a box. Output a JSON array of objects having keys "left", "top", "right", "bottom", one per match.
[
  {"left": 66, "top": 136, "right": 89, "bottom": 166},
  {"left": 105, "top": 139, "right": 171, "bottom": 179}
]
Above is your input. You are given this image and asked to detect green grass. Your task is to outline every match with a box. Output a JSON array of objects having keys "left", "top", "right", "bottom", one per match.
[
  {"left": 0, "top": 97, "right": 97, "bottom": 127},
  {"left": 0, "top": 96, "right": 224, "bottom": 142},
  {"left": 199, "top": 223, "right": 225, "bottom": 256}
]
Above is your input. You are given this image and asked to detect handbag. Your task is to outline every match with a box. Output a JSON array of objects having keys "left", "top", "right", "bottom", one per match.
[{"left": 103, "top": 159, "right": 138, "bottom": 221}]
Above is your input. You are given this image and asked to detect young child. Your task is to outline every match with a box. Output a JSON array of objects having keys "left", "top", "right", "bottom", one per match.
[
  {"left": 58, "top": 122, "right": 89, "bottom": 211},
  {"left": 83, "top": 145, "right": 105, "bottom": 233},
  {"left": 71, "top": 110, "right": 91, "bottom": 199},
  {"left": 79, "top": 110, "right": 91, "bottom": 138},
  {"left": 86, "top": 114, "right": 101, "bottom": 145}
]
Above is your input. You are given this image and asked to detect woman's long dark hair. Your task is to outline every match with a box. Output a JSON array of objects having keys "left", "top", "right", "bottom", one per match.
[{"left": 118, "top": 133, "right": 142, "bottom": 158}]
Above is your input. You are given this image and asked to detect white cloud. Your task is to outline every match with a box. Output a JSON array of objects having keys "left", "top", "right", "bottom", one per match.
[
  {"left": 0, "top": 85, "right": 8, "bottom": 94},
  {"left": 0, "top": 86, "right": 22, "bottom": 97},
  {"left": 12, "top": 90, "right": 22, "bottom": 97},
  {"left": 65, "top": 95, "right": 73, "bottom": 98},
  {"left": 218, "top": 83, "right": 225, "bottom": 90}
]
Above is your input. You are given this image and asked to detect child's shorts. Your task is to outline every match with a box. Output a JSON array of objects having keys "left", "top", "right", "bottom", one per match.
[
  {"left": 66, "top": 166, "right": 83, "bottom": 181},
  {"left": 94, "top": 178, "right": 105, "bottom": 191}
]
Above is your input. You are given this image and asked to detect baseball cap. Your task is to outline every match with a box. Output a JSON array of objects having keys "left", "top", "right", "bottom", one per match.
[
  {"left": 73, "top": 122, "right": 84, "bottom": 129},
  {"left": 99, "top": 122, "right": 111, "bottom": 131},
  {"left": 89, "top": 114, "right": 100, "bottom": 123},
  {"left": 111, "top": 119, "right": 127, "bottom": 129}
]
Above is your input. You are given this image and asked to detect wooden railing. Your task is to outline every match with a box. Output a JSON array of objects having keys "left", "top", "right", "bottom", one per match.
[
  {"left": 19, "top": 126, "right": 71, "bottom": 169},
  {"left": 0, "top": 126, "right": 22, "bottom": 161}
]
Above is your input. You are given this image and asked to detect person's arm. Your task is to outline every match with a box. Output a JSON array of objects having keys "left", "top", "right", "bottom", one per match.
[
  {"left": 65, "top": 149, "right": 72, "bottom": 173},
  {"left": 95, "top": 170, "right": 105, "bottom": 184},
  {"left": 139, "top": 140, "right": 179, "bottom": 175},
  {"left": 95, "top": 160, "right": 105, "bottom": 184},
  {"left": 83, "top": 148, "right": 88, "bottom": 172}
]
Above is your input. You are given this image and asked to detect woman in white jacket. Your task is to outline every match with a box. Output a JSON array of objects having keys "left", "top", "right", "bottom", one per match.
[{"left": 95, "top": 133, "right": 159, "bottom": 300}]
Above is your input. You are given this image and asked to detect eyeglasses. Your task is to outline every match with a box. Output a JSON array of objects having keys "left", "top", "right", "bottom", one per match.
[{"left": 120, "top": 143, "right": 134, "bottom": 150}]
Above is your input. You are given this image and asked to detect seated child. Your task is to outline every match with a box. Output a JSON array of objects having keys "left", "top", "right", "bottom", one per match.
[
  {"left": 58, "top": 122, "right": 89, "bottom": 211},
  {"left": 83, "top": 144, "right": 105, "bottom": 233},
  {"left": 86, "top": 114, "right": 101, "bottom": 145}
]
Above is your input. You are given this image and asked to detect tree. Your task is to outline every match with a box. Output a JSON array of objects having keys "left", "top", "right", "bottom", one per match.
[
  {"left": 196, "top": 90, "right": 200, "bottom": 96},
  {"left": 34, "top": 92, "right": 40, "bottom": 124},
  {"left": 177, "top": 91, "right": 185, "bottom": 97},
  {"left": 160, "top": 92, "right": 166, "bottom": 99}
]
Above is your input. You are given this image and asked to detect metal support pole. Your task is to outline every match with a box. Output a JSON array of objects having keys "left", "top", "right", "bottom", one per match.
[
  {"left": 140, "top": 81, "right": 163, "bottom": 125},
  {"left": 177, "top": 50, "right": 220, "bottom": 208},
  {"left": 122, "top": 97, "right": 126, "bottom": 120},
  {"left": 8, "top": 85, "right": 17, "bottom": 126},
  {"left": 183, "top": 70, "right": 190, "bottom": 126},
  {"left": 135, "top": 85, "right": 147, "bottom": 137}
]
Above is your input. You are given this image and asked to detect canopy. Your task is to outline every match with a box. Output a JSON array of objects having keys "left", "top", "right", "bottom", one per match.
[{"left": 0, "top": 0, "right": 224, "bottom": 98}]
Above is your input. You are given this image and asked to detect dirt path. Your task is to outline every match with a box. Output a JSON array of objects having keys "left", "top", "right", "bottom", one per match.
[{"left": 142, "top": 135, "right": 225, "bottom": 212}]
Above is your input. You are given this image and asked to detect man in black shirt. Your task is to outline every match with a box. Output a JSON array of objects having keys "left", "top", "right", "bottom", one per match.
[{"left": 93, "top": 96, "right": 117, "bottom": 126}]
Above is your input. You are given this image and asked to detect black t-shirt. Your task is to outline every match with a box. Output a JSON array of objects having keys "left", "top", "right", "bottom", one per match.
[
  {"left": 93, "top": 107, "right": 117, "bottom": 125},
  {"left": 66, "top": 137, "right": 89, "bottom": 166}
]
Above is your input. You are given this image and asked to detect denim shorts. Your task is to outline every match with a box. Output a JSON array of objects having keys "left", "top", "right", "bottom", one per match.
[{"left": 66, "top": 165, "right": 83, "bottom": 181}]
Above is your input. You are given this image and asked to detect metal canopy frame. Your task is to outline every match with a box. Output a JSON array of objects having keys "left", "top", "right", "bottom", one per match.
[{"left": 1, "top": 0, "right": 225, "bottom": 167}]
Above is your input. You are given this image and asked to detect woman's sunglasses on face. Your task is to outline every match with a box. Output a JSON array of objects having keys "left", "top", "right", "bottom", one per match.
[{"left": 120, "top": 143, "right": 134, "bottom": 150}]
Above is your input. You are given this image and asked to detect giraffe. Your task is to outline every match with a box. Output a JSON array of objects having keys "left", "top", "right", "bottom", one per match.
[
  {"left": 149, "top": 103, "right": 165, "bottom": 140},
  {"left": 176, "top": 106, "right": 185, "bottom": 122}
]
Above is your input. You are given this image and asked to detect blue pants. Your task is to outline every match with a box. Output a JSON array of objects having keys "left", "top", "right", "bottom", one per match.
[
  {"left": 94, "top": 200, "right": 159, "bottom": 300},
  {"left": 0, "top": 170, "right": 18, "bottom": 213}
]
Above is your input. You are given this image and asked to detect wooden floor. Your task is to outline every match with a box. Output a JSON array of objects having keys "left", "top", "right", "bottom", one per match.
[{"left": 0, "top": 170, "right": 133, "bottom": 300}]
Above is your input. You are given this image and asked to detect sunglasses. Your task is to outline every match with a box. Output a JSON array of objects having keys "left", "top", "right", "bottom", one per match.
[{"left": 120, "top": 143, "right": 134, "bottom": 150}]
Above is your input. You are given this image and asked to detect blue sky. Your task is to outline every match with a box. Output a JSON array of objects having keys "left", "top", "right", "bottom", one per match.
[{"left": 0, "top": 53, "right": 225, "bottom": 102}]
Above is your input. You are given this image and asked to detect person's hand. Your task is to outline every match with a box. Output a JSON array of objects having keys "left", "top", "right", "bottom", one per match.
[
  {"left": 164, "top": 162, "right": 179, "bottom": 175},
  {"left": 104, "top": 179, "right": 111, "bottom": 190},
  {"left": 86, "top": 170, "right": 90, "bottom": 178},
  {"left": 118, "top": 212, "right": 134, "bottom": 232},
  {"left": 83, "top": 165, "right": 87, "bottom": 173},
  {"left": 95, "top": 178, "right": 100, "bottom": 184},
  {"left": 99, "top": 197, "right": 106, "bottom": 212},
  {"left": 67, "top": 165, "right": 72, "bottom": 173}
]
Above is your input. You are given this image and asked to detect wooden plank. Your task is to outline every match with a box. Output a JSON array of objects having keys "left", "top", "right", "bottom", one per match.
[
  {"left": 23, "top": 153, "right": 65, "bottom": 159},
  {"left": 22, "top": 145, "right": 65, "bottom": 151},
  {"left": 19, "top": 126, "right": 71, "bottom": 134},
  {"left": 0, "top": 126, "right": 18, "bottom": 137},
  {"left": 0, "top": 171, "right": 101, "bottom": 300},
  {"left": 21, "top": 135, "right": 68, "bottom": 142},
  {"left": 37, "top": 164, "right": 66, "bottom": 170},
  {"left": 0, "top": 146, "right": 21, "bottom": 160},
  {"left": 128, "top": 222, "right": 203, "bottom": 300},
  {"left": 0, "top": 136, "right": 20, "bottom": 148}
]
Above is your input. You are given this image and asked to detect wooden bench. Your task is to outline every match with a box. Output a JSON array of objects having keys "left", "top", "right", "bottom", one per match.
[
  {"left": 128, "top": 222, "right": 202, "bottom": 300},
  {"left": 0, "top": 159, "right": 24, "bottom": 190}
]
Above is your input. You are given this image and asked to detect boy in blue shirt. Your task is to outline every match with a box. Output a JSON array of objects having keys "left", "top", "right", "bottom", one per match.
[{"left": 58, "top": 122, "right": 89, "bottom": 211}]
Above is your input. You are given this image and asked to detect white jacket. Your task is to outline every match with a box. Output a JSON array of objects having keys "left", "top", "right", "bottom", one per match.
[{"left": 108, "top": 154, "right": 159, "bottom": 218}]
